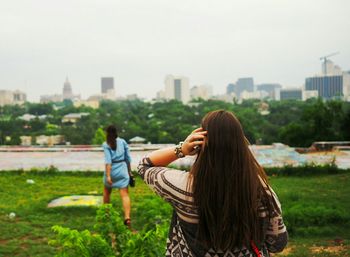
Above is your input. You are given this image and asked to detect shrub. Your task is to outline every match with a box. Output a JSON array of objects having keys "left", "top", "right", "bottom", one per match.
[
  {"left": 283, "top": 204, "right": 349, "bottom": 236},
  {"left": 264, "top": 163, "right": 347, "bottom": 176},
  {"left": 49, "top": 225, "right": 114, "bottom": 257},
  {"left": 51, "top": 204, "right": 169, "bottom": 257}
]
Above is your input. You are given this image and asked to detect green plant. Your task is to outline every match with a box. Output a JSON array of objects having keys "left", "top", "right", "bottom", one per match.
[
  {"left": 51, "top": 204, "right": 169, "bottom": 257},
  {"left": 92, "top": 127, "right": 106, "bottom": 145},
  {"left": 94, "top": 204, "right": 129, "bottom": 254},
  {"left": 49, "top": 226, "right": 114, "bottom": 257}
]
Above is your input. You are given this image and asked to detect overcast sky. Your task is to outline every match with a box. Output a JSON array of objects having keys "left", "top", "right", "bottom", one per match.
[{"left": 1, "top": 0, "right": 349, "bottom": 101}]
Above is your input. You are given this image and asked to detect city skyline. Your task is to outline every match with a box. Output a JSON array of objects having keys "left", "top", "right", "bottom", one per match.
[{"left": 1, "top": 0, "right": 349, "bottom": 101}]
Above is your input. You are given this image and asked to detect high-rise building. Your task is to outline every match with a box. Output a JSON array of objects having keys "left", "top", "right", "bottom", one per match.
[
  {"left": 164, "top": 75, "right": 190, "bottom": 103},
  {"left": 40, "top": 94, "right": 63, "bottom": 103},
  {"left": 305, "top": 76, "right": 343, "bottom": 99},
  {"left": 226, "top": 83, "right": 236, "bottom": 95},
  {"left": 101, "top": 77, "right": 114, "bottom": 94},
  {"left": 156, "top": 90, "right": 166, "bottom": 101},
  {"left": 190, "top": 85, "right": 213, "bottom": 100},
  {"left": 236, "top": 77, "right": 254, "bottom": 98},
  {"left": 279, "top": 88, "right": 303, "bottom": 100},
  {"left": 240, "top": 90, "right": 268, "bottom": 101},
  {"left": 62, "top": 77, "right": 73, "bottom": 100},
  {"left": 305, "top": 60, "right": 349, "bottom": 100},
  {"left": 0, "top": 90, "right": 26, "bottom": 106},
  {"left": 257, "top": 83, "right": 282, "bottom": 100},
  {"left": 322, "top": 60, "right": 342, "bottom": 76},
  {"left": 343, "top": 71, "right": 350, "bottom": 101}
]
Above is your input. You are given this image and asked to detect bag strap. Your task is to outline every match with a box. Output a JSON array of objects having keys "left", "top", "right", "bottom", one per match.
[{"left": 251, "top": 241, "right": 261, "bottom": 257}]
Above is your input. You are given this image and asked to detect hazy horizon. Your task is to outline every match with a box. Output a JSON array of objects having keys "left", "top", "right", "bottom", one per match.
[{"left": 1, "top": 0, "right": 349, "bottom": 101}]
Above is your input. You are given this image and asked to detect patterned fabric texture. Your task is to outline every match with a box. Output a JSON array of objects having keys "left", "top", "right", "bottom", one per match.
[{"left": 137, "top": 157, "right": 288, "bottom": 257}]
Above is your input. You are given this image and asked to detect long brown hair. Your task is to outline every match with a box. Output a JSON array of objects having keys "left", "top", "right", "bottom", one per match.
[
  {"left": 106, "top": 125, "right": 118, "bottom": 150},
  {"left": 189, "top": 110, "right": 271, "bottom": 251}
]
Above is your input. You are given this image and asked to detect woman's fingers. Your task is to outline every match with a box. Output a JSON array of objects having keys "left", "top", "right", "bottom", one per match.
[
  {"left": 187, "top": 132, "right": 206, "bottom": 142},
  {"left": 191, "top": 127, "right": 204, "bottom": 134},
  {"left": 189, "top": 141, "right": 204, "bottom": 147},
  {"left": 189, "top": 134, "right": 205, "bottom": 142}
]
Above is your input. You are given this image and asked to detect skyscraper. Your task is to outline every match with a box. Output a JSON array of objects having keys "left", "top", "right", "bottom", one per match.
[
  {"left": 236, "top": 77, "right": 254, "bottom": 98},
  {"left": 305, "top": 76, "right": 343, "bottom": 99},
  {"left": 257, "top": 83, "right": 282, "bottom": 100},
  {"left": 0, "top": 90, "right": 26, "bottom": 106},
  {"left": 305, "top": 60, "right": 348, "bottom": 100},
  {"left": 279, "top": 88, "right": 303, "bottom": 100},
  {"left": 101, "top": 77, "right": 114, "bottom": 94},
  {"left": 226, "top": 83, "right": 236, "bottom": 95},
  {"left": 190, "top": 85, "right": 213, "bottom": 100},
  {"left": 164, "top": 75, "right": 190, "bottom": 103},
  {"left": 62, "top": 77, "right": 73, "bottom": 100}
]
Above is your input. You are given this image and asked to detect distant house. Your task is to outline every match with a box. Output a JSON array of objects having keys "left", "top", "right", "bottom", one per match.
[
  {"left": 20, "top": 136, "right": 32, "bottom": 146},
  {"left": 18, "top": 114, "right": 36, "bottom": 121},
  {"left": 36, "top": 135, "right": 65, "bottom": 146},
  {"left": 73, "top": 100, "right": 99, "bottom": 109},
  {"left": 18, "top": 114, "right": 50, "bottom": 121},
  {"left": 129, "top": 136, "right": 146, "bottom": 144},
  {"left": 62, "top": 113, "right": 90, "bottom": 123}
]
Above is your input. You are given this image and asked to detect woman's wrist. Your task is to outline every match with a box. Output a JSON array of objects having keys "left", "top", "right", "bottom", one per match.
[{"left": 174, "top": 142, "right": 186, "bottom": 158}]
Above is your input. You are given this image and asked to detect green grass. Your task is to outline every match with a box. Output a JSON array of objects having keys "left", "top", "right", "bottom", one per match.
[{"left": 0, "top": 171, "right": 350, "bottom": 256}]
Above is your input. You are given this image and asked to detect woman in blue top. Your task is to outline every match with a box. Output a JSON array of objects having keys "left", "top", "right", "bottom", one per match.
[{"left": 103, "top": 125, "right": 133, "bottom": 227}]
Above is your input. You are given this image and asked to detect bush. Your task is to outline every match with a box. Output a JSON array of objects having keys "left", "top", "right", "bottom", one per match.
[
  {"left": 49, "top": 226, "right": 114, "bottom": 257},
  {"left": 51, "top": 204, "right": 169, "bottom": 257},
  {"left": 264, "top": 163, "right": 346, "bottom": 176},
  {"left": 132, "top": 196, "right": 171, "bottom": 230},
  {"left": 283, "top": 204, "right": 349, "bottom": 236}
]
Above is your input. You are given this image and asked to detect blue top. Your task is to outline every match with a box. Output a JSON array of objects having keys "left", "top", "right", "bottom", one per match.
[{"left": 102, "top": 138, "right": 132, "bottom": 188}]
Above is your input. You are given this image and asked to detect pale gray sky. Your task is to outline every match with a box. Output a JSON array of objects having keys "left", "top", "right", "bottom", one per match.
[{"left": 1, "top": 0, "right": 349, "bottom": 101}]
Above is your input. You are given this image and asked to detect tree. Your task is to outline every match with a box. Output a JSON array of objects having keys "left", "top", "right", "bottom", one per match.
[
  {"left": 27, "top": 103, "right": 54, "bottom": 115},
  {"left": 92, "top": 128, "right": 106, "bottom": 145}
]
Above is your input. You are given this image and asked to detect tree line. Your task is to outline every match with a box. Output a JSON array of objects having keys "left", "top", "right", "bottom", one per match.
[{"left": 0, "top": 98, "right": 349, "bottom": 147}]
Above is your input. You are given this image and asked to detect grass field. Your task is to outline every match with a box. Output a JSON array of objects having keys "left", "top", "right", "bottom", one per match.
[{"left": 0, "top": 170, "right": 349, "bottom": 256}]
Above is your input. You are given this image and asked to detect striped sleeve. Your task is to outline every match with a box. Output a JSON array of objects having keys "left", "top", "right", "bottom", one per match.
[
  {"left": 137, "top": 157, "right": 198, "bottom": 223},
  {"left": 263, "top": 187, "right": 288, "bottom": 253}
]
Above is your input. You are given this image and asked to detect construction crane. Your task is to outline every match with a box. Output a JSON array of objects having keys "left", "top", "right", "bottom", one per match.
[{"left": 320, "top": 52, "right": 339, "bottom": 75}]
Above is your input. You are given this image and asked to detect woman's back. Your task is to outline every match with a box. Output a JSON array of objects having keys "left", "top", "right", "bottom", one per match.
[
  {"left": 137, "top": 110, "right": 288, "bottom": 256},
  {"left": 138, "top": 157, "right": 287, "bottom": 257}
]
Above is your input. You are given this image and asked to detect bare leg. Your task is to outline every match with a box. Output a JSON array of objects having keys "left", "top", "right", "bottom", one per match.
[
  {"left": 103, "top": 186, "right": 112, "bottom": 204},
  {"left": 119, "top": 188, "right": 131, "bottom": 220}
]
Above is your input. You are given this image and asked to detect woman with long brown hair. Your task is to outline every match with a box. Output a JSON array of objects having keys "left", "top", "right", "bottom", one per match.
[
  {"left": 137, "top": 110, "right": 287, "bottom": 256},
  {"left": 103, "top": 125, "right": 133, "bottom": 228}
]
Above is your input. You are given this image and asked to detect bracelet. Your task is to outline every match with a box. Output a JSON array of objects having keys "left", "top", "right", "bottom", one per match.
[{"left": 174, "top": 141, "right": 185, "bottom": 158}]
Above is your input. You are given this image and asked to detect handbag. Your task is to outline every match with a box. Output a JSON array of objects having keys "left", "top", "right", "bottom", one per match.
[
  {"left": 251, "top": 241, "right": 261, "bottom": 257},
  {"left": 129, "top": 175, "right": 135, "bottom": 187}
]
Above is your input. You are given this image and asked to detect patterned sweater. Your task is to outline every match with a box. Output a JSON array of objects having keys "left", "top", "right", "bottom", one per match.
[{"left": 137, "top": 157, "right": 288, "bottom": 257}]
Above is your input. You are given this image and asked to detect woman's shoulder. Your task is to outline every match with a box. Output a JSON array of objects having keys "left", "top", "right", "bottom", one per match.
[
  {"left": 117, "top": 137, "right": 127, "bottom": 145},
  {"left": 102, "top": 142, "right": 109, "bottom": 148}
]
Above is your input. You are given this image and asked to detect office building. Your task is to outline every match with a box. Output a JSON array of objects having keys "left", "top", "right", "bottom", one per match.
[
  {"left": 164, "top": 75, "right": 190, "bottom": 103},
  {"left": 240, "top": 90, "right": 268, "bottom": 101},
  {"left": 236, "top": 77, "right": 254, "bottom": 98},
  {"left": 190, "top": 85, "right": 213, "bottom": 100},
  {"left": 226, "top": 83, "right": 236, "bottom": 95},
  {"left": 0, "top": 90, "right": 26, "bottom": 106},
  {"left": 305, "top": 60, "right": 350, "bottom": 100},
  {"left": 101, "top": 77, "right": 114, "bottom": 94},
  {"left": 302, "top": 90, "right": 318, "bottom": 100},
  {"left": 257, "top": 83, "right": 282, "bottom": 100},
  {"left": 343, "top": 71, "right": 350, "bottom": 101},
  {"left": 305, "top": 76, "right": 343, "bottom": 99},
  {"left": 40, "top": 94, "right": 63, "bottom": 103},
  {"left": 322, "top": 60, "right": 342, "bottom": 76},
  {"left": 279, "top": 88, "right": 303, "bottom": 100}
]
